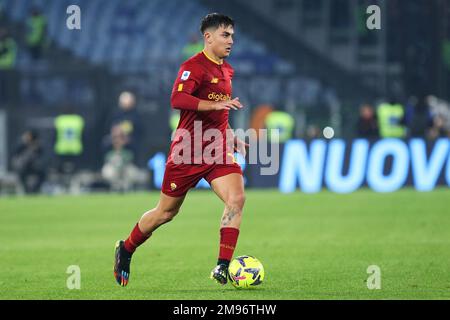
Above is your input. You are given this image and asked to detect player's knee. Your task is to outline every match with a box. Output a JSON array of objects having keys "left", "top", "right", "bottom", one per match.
[
  {"left": 160, "top": 208, "right": 179, "bottom": 223},
  {"left": 226, "top": 193, "right": 246, "bottom": 211}
]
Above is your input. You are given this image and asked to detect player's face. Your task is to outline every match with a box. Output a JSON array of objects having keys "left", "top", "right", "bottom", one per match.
[{"left": 209, "top": 25, "right": 234, "bottom": 59}]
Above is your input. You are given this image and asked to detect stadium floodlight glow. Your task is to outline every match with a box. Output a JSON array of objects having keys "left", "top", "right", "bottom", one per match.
[
  {"left": 323, "top": 127, "right": 335, "bottom": 139},
  {"left": 367, "top": 139, "right": 409, "bottom": 193}
]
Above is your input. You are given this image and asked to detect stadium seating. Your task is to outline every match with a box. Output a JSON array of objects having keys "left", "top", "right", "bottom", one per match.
[
  {"left": 1, "top": 0, "right": 292, "bottom": 74},
  {"left": 1, "top": 0, "right": 338, "bottom": 139}
]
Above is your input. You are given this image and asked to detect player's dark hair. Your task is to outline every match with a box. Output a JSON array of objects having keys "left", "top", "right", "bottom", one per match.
[{"left": 200, "top": 13, "right": 234, "bottom": 34}]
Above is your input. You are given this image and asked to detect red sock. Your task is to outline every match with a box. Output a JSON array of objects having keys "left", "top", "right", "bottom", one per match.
[
  {"left": 218, "top": 227, "right": 240, "bottom": 264},
  {"left": 124, "top": 223, "right": 151, "bottom": 254}
]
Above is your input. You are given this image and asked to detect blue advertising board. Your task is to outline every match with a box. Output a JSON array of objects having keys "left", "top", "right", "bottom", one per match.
[{"left": 148, "top": 139, "right": 450, "bottom": 193}]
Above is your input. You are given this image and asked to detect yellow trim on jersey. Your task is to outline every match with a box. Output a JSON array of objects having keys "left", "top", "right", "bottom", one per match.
[
  {"left": 202, "top": 50, "right": 223, "bottom": 65},
  {"left": 178, "top": 84, "right": 184, "bottom": 92}
]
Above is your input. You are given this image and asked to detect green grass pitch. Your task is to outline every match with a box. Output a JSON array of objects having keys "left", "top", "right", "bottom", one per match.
[{"left": 1, "top": 189, "right": 450, "bottom": 299}]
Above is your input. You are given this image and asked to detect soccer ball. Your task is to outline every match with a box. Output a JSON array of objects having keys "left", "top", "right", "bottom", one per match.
[{"left": 228, "top": 255, "right": 264, "bottom": 288}]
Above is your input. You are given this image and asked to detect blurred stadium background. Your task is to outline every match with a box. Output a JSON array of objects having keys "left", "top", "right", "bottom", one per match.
[
  {"left": 1, "top": 0, "right": 450, "bottom": 299},
  {"left": 0, "top": 0, "right": 449, "bottom": 194}
]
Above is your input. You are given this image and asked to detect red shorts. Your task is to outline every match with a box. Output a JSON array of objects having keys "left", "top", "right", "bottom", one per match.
[{"left": 161, "top": 162, "right": 243, "bottom": 197}]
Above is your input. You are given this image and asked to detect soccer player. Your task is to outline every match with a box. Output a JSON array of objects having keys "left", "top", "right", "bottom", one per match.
[{"left": 114, "top": 13, "right": 248, "bottom": 287}]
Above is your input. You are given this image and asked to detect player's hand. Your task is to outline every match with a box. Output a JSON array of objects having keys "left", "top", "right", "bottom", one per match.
[
  {"left": 212, "top": 97, "right": 243, "bottom": 111},
  {"left": 234, "top": 137, "right": 249, "bottom": 157}
]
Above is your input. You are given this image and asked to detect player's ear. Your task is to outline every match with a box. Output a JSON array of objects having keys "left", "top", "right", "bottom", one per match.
[{"left": 204, "top": 31, "right": 213, "bottom": 44}]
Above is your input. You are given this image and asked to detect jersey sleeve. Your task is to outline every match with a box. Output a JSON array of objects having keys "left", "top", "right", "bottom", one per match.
[
  {"left": 170, "top": 62, "right": 203, "bottom": 111},
  {"left": 229, "top": 65, "right": 234, "bottom": 80}
]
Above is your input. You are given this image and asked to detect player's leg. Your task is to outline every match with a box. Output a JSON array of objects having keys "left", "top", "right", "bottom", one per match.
[
  {"left": 124, "top": 192, "right": 186, "bottom": 253},
  {"left": 208, "top": 172, "right": 245, "bottom": 284},
  {"left": 114, "top": 192, "right": 185, "bottom": 287},
  {"left": 137, "top": 192, "right": 186, "bottom": 236}
]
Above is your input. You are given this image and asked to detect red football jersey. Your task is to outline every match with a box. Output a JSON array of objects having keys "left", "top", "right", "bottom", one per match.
[{"left": 169, "top": 51, "right": 235, "bottom": 165}]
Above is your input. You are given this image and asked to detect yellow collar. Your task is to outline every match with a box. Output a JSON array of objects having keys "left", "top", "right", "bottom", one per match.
[{"left": 202, "top": 50, "right": 223, "bottom": 65}]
